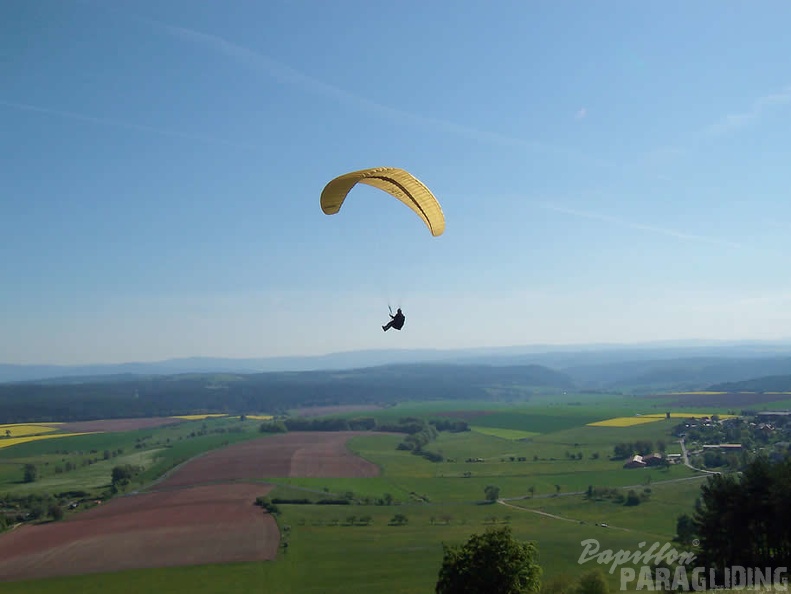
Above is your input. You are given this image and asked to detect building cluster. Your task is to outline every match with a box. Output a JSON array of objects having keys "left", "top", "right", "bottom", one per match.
[{"left": 622, "top": 453, "right": 665, "bottom": 469}]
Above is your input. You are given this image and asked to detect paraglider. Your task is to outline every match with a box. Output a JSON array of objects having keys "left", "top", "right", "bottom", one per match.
[
  {"left": 382, "top": 308, "right": 405, "bottom": 332},
  {"left": 320, "top": 167, "right": 444, "bottom": 333},
  {"left": 320, "top": 166, "right": 445, "bottom": 237}
]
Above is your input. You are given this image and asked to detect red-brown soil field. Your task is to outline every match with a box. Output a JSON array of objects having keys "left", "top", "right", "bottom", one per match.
[
  {"left": 652, "top": 392, "right": 786, "bottom": 408},
  {"left": 0, "top": 483, "right": 276, "bottom": 582},
  {"left": 0, "top": 431, "right": 380, "bottom": 582},
  {"left": 53, "top": 417, "right": 187, "bottom": 433},
  {"left": 154, "top": 431, "right": 381, "bottom": 490}
]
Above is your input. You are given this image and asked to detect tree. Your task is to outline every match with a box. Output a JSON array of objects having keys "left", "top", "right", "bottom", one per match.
[
  {"left": 542, "top": 574, "right": 576, "bottom": 594},
  {"left": 694, "top": 454, "right": 791, "bottom": 580},
  {"left": 674, "top": 513, "right": 696, "bottom": 546},
  {"left": 624, "top": 490, "right": 641, "bottom": 506},
  {"left": 48, "top": 504, "right": 64, "bottom": 521},
  {"left": 528, "top": 486, "right": 535, "bottom": 498},
  {"left": 23, "top": 464, "right": 37, "bottom": 483},
  {"left": 390, "top": 513, "right": 409, "bottom": 526},
  {"left": 484, "top": 485, "right": 501, "bottom": 502},
  {"left": 4, "top": 429, "right": 10, "bottom": 438},
  {"left": 259, "top": 420, "right": 287, "bottom": 433},
  {"left": 575, "top": 569, "right": 609, "bottom": 594},
  {"left": 111, "top": 464, "right": 136, "bottom": 488},
  {"left": 436, "top": 526, "right": 542, "bottom": 594}
]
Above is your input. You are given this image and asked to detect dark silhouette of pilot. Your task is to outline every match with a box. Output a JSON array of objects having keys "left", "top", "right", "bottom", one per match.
[{"left": 382, "top": 308, "right": 405, "bottom": 332}]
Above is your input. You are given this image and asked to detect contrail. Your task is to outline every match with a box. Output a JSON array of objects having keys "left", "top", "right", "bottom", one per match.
[
  {"left": 0, "top": 100, "right": 257, "bottom": 150},
  {"left": 141, "top": 18, "right": 613, "bottom": 168},
  {"left": 540, "top": 202, "right": 743, "bottom": 249}
]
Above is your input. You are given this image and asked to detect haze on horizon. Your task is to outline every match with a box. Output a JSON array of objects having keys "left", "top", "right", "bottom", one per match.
[{"left": 3, "top": 1, "right": 791, "bottom": 366}]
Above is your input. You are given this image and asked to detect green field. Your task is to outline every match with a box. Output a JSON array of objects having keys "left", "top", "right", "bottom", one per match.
[
  {"left": 470, "top": 426, "right": 540, "bottom": 440},
  {"left": 0, "top": 397, "right": 733, "bottom": 593}
]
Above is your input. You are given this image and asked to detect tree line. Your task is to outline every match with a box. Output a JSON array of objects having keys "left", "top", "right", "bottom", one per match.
[
  {"left": 675, "top": 454, "right": 791, "bottom": 585},
  {"left": 0, "top": 364, "right": 570, "bottom": 423}
]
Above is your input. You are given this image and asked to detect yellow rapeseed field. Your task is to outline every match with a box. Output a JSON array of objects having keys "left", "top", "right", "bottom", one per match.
[
  {"left": 587, "top": 417, "right": 663, "bottom": 427},
  {"left": 244, "top": 414, "right": 274, "bottom": 420},
  {"left": 171, "top": 414, "right": 228, "bottom": 420},
  {"left": 0, "top": 432, "right": 98, "bottom": 450},
  {"left": 588, "top": 412, "right": 739, "bottom": 427},
  {"left": 0, "top": 424, "right": 60, "bottom": 438},
  {"left": 679, "top": 391, "right": 727, "bottom": 395},
  {"left": 641, "top": 413, "right": 738, "bottom": 419}
]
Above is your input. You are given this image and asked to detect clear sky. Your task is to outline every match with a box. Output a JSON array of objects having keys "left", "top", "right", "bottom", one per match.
[{"left": 3, "top": 0, "right": 791, "bottom": 364}]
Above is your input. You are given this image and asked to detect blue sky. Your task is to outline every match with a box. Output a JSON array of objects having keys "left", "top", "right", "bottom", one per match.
[{"left": 3, "top": 0, "right": 791, "bottom": 364}]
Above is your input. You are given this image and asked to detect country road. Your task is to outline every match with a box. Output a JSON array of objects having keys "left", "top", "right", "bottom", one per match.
[
  {"left": 496, "top": 471, "right": 715, "bottom": 536},
  {"left": 679, "top": 438, "right": 722, "bottom": 475}
]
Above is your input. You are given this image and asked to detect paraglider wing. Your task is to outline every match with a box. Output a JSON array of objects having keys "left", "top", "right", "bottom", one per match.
[{"left": 320, "top": 167, "right": 445, "bottom": 237}]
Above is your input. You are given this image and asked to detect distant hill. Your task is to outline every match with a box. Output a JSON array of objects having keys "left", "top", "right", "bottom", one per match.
[
  {"left": 0, "top": 363, "right": 574, "bottom": 423},
  {"left": 563, "top": 356, "right": 791, "bottom": 392},
  {"left": 5, "top": 339, "right": 791, "bottom": 384},
  {"left": 708, "top": 374, "right": 791, "bottom": 393}
]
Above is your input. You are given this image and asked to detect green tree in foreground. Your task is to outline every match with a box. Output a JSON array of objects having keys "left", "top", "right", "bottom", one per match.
[
  {"left": 674, "top": 513, "right": 696, "bottom": 546},
  {"left": 540, "top": 574, "right": 576, "bottom": 594},
  {"left": 694, "top": 454, "right": 791, "bottom": 578},
  {"left": 436, "top": 526, "right": 542, "bottom": 594}
]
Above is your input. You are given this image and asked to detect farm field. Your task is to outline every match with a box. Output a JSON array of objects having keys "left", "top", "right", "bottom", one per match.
[
  {"left": 54, "top": 417, "right": 188, "bottom": 432},
  {"left": 0, "top": 432, "right": 97, "bottom": 451},
  {"left": 0, "top": 416, "right": 268, "bottom": 495},
  {"left": 470, "top": 426, "right": 540, "bottom": 440},
  {"left": 0, "top": 393, "right": 756, "bottom": 593},
  {"left": 0, "top": 482, "right": 278, "bottom": 582},
  {"left": 0, "top": 430, "right": 383, "bottom": 583},
  {"left": 150, "top": 431, "right": 382, "bottom": 490},
  {"left": 0, "top": 424, "right": 60, "bottom": 437}
]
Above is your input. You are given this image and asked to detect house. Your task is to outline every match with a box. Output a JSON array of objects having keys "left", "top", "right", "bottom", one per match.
[
  {"left": 623, "top": 455, "right": 646, "bottom": 469},
  {"left": 643, "top": 453, "right": 665, "bottom": 466}
]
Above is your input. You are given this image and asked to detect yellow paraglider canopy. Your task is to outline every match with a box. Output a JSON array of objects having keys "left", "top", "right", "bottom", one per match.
[{"left": 320, "top": 167, "right": 445, "bottom": 237}]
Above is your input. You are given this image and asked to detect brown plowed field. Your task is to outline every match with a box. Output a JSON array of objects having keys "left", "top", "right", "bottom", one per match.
[
  {"left": 652, "top": 392, "right": 786, "bottom": 407},
  {"left": 54, "top": 417, "right": 186, "bottom": 433},
  {"left": 0, "top": 431, "right": 381, "bottom": 582},
  {"left": 154, "top": 431, "right": 380, "bottom": 490},
  {"left": 0, "top": 483, "right": 276, "bottom": 582}
]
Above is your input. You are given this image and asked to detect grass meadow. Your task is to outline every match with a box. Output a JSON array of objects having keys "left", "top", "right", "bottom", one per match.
[{"left": 0, "top": 393, "right": 749, "bottom": 593}]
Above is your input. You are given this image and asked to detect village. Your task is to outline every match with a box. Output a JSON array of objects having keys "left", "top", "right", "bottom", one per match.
[{"left": 622, "top": 411, "right": 791, "bottom": 470}]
